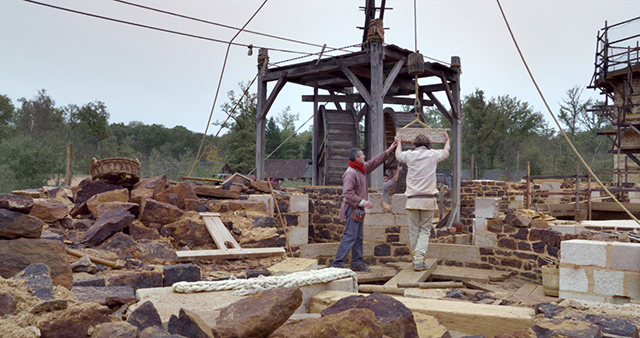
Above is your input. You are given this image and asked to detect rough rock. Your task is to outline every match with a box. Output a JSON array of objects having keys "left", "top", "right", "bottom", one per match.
[
  {"left": 29, "top": 199, "right": 69, "bottom": 223},
  {"left": 0, "top": 238, "right": 72, "bottom": 289},
  {"left": 192, "top": 185, "right": 240, "bottom": 199},
  {"left": 30, "top": 299, "right": 69, "bottom": 314},
  {"left": 72, "top": 272, "right": 106, "bottom": 287},
  {"left": 163, "top": 264, "right": 201, "bottom": 287},
  {"left": 0, "top": 193, "right": 35, "bottom": 213},
  {"left": 82, "top": 210, "right": 135, "bottom": 246},
  {"left": 321, "top": 292, "right": 418, "bottom": 338},
  {"left": 156, "top": 182, "right": 198, "bottom": 209},
  {"left": 126, "top": 300, "right": 163, "bottom": 332},
  {"left": 75, "top": 179, "right": 123, "bottom": 205},
  {"left": 133, "top": 175, "right": 169, "bottom": 196},
  {"left": 90, "top": 321, "right": 138, "bottom": 338},
  {"left": 70, "top": 256, "right": 97, "bottom": 274},
  {"left": 139, "top": 198, "right": 184, "bottom": 227},
  {"left": 184, "top": 198, "right": 224, "bottom": 212},
  {"left": 128, "top": 220, "right": 161, "bottom": 241},
  {"left": 505, "top": 214, "right": 532, "bottom": 228},
  {"left": 0, "top": 291, "right": 17, "bottom": 315},
  {"left": 533, "top": 318, "right": 602, "bottom": 338},
  {"left": 413, "top": 312, "right": 450, "bottom": 338},
  {"left": 168, "top": 308, "right": 215, "bottom": 338},
  {"left": 530, "top": 219, "right": 551, "bottom": 229},
  {"left": 36, "top": 303, "right": 112, "bottom": 338},
  {"left": 73, "top": 219, "right": 94, "bottom": 231},
  {"left": 215, "top": 287, "right": 302, "bottom": 338},
  {"left": 12, "top": 263, "right": 55, "bottom": 300},
  {"left": 127, "top": 239, "right": 178, "bottom": 264},
  {"left": 71, "top": 286, "right": 135, "bottom": 305},
  {"left": 139, "top": 326, "right": 188, "bottom": 338},
  {"left": 166, "top": 211, "right": 215, "bottom": 248},
  {"left": 130, "top": 188, "right": 154, "bottom": 205},
  {"left": 0, "top": 208, "right": 44, "bottom": 239},
  {"left": 270, "top": 307, "right": 383, "bottom": 338},
  {"left": 222, "top": 200, "right": 268, "bottom": 213},
  {"left": 86, "top": 189, "right": 130, "bottom": 217},
  {"left": 105, "top": 270, "right": 163, "bottom": 292},
  {"left": 95, "top": 202, "right": 140, "bottom": 219},
  {"left": 585, "top": 314, "right": 639, "bottom": 337},
  {"left": 536, "top": 303, "right": 563, "bottom": 319}
]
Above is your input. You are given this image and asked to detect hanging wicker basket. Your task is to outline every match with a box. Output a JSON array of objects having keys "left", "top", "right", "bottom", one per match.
[{"left": 90, "top": 157, "right": 141, "bottom": 186}]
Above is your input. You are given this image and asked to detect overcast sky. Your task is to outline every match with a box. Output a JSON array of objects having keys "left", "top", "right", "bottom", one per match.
[{"left": 2, "top": 0, "right": 639, "bottom": 135}]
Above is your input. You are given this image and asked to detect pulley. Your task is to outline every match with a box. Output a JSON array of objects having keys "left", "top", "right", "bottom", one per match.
[{"left": 407, "top": 52, "right": 425, "bottom": 76}]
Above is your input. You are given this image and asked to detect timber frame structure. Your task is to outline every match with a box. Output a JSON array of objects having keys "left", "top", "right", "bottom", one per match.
[{"left": 255, "top": 1, "right": 463, "bottom": 225}]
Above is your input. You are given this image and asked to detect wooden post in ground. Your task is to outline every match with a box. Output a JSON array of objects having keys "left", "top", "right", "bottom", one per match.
[
  {"left": 312, "top": 84, "right": 319, "bottom": 185},
  {"left": 369, "top": 40, "right": 384, "bottom": 190},
  {"left": 470, "top": 154, "right": 474, "bottom": 180},
  {"left": 256, "top": 49, "right": 268, "bottom": 180},
  {"left": 588, "top": 173, "right": 592, "bottom": 220},
  {"left": 575, "top": 161, "right": 581, "bottom": 218},
  {"left": 448, "top": 55, "right": 462, "bottom": 227},
  {"left": 65, "top": 144, "right": 73, "bottom": 186},
  {"left": 525, "top": 161, "right": 531, "bottom": 209}
]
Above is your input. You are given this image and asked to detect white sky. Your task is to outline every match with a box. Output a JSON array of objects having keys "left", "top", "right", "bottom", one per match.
[{"left": 1, "top": 0, "right": 639, "bottom": 135}]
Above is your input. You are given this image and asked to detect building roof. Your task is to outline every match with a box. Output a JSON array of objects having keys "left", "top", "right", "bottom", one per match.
[{"left": 264, "top": 159, "right": 311, "bottom": 179}]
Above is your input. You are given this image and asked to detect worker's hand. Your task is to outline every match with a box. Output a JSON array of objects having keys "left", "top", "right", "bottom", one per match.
[
  {"left": 398, "top": 166, "right": 403, "bottom": 173},
  {"left": 363, "top": 200, "right": 374, "bottom": 209},
  {"left": 386, "top": 140, "right": 397, "bottom": 154},
  {"left": 395, "top": 135, "right": 402, "bottom": 144},
  {"left": 443, "top": 132, "right": 450, "bottom": 142}
]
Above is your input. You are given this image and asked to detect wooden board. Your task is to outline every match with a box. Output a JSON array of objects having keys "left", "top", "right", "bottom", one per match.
[
  {"left": 356, "top": 265, "right": 398, "bottom": 283},
  {"left": 430, "top": 266, "right": 512, "bottom": 283},
  {"left": 384, "top": 259, "right": 438, "bottom": 287},
  {"left": 175, "top": 247, "right": 285, "bottom": 261},
  {"left": 515, "top": 282, "right": 539, "bottom": 296},
  {"left": 201, "top": 212, "right": 241, "bottom": 250}
]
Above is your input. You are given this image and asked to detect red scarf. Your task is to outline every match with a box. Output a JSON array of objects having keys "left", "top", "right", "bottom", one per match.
[{"left": 348, "top": 160, "right": 366, "bottom": 174}]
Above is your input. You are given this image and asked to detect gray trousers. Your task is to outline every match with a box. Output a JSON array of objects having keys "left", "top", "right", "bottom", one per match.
[
  {"left": 407, "top": 209, "right": 435, "bottom": 264},
  {"left": 332, "top": 207, "right": 364, "bottom": 268}
]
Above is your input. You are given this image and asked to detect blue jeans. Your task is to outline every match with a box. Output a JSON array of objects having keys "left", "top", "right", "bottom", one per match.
[{"left": 333, "top": 206, "right": 364, "bottom": 268}]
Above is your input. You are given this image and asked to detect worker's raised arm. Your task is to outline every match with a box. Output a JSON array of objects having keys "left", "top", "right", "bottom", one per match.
[{"left": 443, "top": 132, "right": 450, "bottom": 153}]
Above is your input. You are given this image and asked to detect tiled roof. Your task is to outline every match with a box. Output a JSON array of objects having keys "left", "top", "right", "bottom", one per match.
[{"left": 264, "top": 159, "right": 311, "bottom": 180}]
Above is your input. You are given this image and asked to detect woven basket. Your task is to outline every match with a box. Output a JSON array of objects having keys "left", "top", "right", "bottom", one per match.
[{"left": 90, "top": 157, "right": 141, "bottom": 186}]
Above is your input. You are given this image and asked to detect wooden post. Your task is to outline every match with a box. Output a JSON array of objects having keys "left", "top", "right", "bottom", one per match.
[
  {"left": 256, "top": 49, "right": 268, "bottom": 180},
  {"left": 575, "top": 161, "right": 581, "bottom": 216},
  {"left": 525, "top": 161, "right": 531, "bottom": 209},
  {"left": 516, "top": 152, "right": 520, "bottom": 182},
  {"left": 448, "top": 56, "right": 462, "bottom": 227},
  {"left": 587, "top": 173, "right": 592, "bottom": 220},
  {"left": 369, "top": 40, "right": 384, "bottom": 190},
  {"left": 470, "top": 154, "right": 474, "bottom": 180},
  {"left": 312, "top": 84, "right": 319, "bottom": 185},
  {"left": 65, "top": 144, "right": 73, "bottom": 186}
]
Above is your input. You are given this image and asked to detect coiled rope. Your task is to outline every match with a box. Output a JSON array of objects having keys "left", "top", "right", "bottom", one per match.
[{"left": 172, "top": 267, "right": 358, "bottom": 296}]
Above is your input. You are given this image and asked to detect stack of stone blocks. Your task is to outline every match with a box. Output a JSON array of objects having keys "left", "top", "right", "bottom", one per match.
[
  {"left": 248, "top": 193, "right": 310, "bottom": 250},
  {"left": 560, "top": 239, "right": 640, "bottom": 304}
]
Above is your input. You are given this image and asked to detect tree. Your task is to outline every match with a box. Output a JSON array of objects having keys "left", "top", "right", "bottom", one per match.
[
  {"left": 217, "top": 82, "right": 258, "bottom": 173},
  {"left": 0, "top": 135, "right": 64, "bottom": 190},
  {"left": 67, "top": 101, "right": 111, "bottom": 158},
  {"left": 14, "top": 89, "right": 66, "bottom": 139},
  {"left": 558, "top": 86, "right": 595, "bottom": 136},
  {"left": 0, "top": 94, "right": 15, "bottom": 139}
]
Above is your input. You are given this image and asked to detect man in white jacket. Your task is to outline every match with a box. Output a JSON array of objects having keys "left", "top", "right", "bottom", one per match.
[{"left": 395, "top": 132, "right": 450, "bottom": 271}]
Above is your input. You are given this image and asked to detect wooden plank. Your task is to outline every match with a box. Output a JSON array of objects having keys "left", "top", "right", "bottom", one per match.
[
  {"left": 515, "top": 282, "right": 539, "bottom": 296},
  {"left": 430, "top": 265, "right": 511, "bottom": 283},
  {"left": 355, "top": 265, "right": 398, "bottom": 283},
  {"left": 175, "top": 247, "right": 286, "bottom": 261},
  {"left": 397, "top": 281, "right": 464, "bottom": 289},
  {"left": 384, "top": 259, "right": 438, "bottom": 287},
  {"left": 302, "top": 94, "right": 433, "bottom": 106},
  {"left": 358, "top": 285, "right": 405, "bottom": 295},
  {"left": 530, "top": 285, "right": 545, "bottom": 297},
  {"left": 200, "top": 213, "right": 241, "bottom": 250}
]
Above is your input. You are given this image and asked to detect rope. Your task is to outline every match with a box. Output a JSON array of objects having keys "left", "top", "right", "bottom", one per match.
[
  {"left": 172, "top": 267, "right": 358, "bottom": 296},
  {"left": 496, "top": 0, "right": 640, "bottom": 226}
]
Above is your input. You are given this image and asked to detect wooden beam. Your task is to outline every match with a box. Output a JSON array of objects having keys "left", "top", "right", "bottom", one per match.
[
  {"left": 260, "top": 71, "right": 288, "bottom": 119},
  {"left": 381, "top": 58, "right": 406, "bottom": 98},
  {"left": 369, "top": 40, "right": 384, "bottom": 190},
  {"left": 264, "top": 53, "right": 371, "bottom": 82},
  {"left": 426, "top": 92, "right": 452, "bottom": 125},
  {"left": 312, "top": 85, "right": 319, "bottom": 185},
  {"left": 339, "top": 63, "right": 373, "bottom": 106},
  {"left": 420, "top": 83, "right": 446, "bottom": 93},
  {"left": 384, "top": 259, "right": 437, "bottom": 287},
  {"left": 256, "top": 48, "right": 268, "bottom": 181},
  {"left": 440, "top": 72, "right": 459, "bottom": 119},
  {"left": 301, "top": 94, "right": 432, "bottom": 106},
  {"left": 328, "top": 90, "right": 343, "bottom": 111},
  {"left": 175, "top": 247, "right": 286, "bottom": 261}
]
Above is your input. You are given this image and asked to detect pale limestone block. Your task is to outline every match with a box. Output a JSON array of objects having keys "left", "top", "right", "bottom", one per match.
[
  {"left": 301, "top": 244, "right": 319, "bottom": 259},
  {"left": 559, "top": 267, "right": 589, "bottom": 292},
  {"left": 474, "top": 232, "right": 496, "bottom": 248},
  {"left": 592, "top": 191, "right": 601, "bottom": 198},
  {"left": 454, "top": 234, "right": 471, "bottom": 245},
  {"left": 474, "top": 198, "right": 501, "bottom": 218},
  {"left": 559, "top": 291, "right": 606, "bottom": 304},
  {"left": 392, "top": 194, "right": 407, "bottom": 214},
  {"left": 631, "top": 199, "right": 640, "bottom": 204},
  {"left": 441, "top": 243, "right": 479, "bottom": 262},
  {"left": 316, "top": 243, "right": 340, "bottom": 257},
  {"left": 473, "top": 218, "right": 487, "bottom": 232},
  {"left": 268, "top": 258, "right": 317, "bottom": 276},
  {"left": 368, "top": 193, "right": 384, "bottom": 214},
  {"left": 248, "top": 195, "right": 274, "bottom": 215},
  {"left": 363, "top": 213, "right": 394, "bottom": 226},
  {"left": 425, "top": 243, "right": 443, "bottom": 259},
  {"left": 289, "top": 226, "right": 309, "bottom": 246},
  {"left": 364, "top": 226, "right": 387, "bottom": 242},
  {"left": 515, "top": 195, "right": 524, "bottom": 201},
  {"left": 289, "top": 194, "right": 309, "bottom": 213},
  {"left": 624, "top": 271, "right": 640, "bottom": 299},
  {"left": 551, "top": 224, "right": 582, "bottom": 235},
  {"left": 400, "top": 226, "right": 410, "bottom": 243},
  {"left": 404, "top": 288, "right": 449, "bottom": 300},
  {"left": 363, "top": 242, "right": 375, "bottom": 256},
  {"left": 593, "top": 270, "right": 624, "bottom": 296},
  {"left": 298, "top": 212, "right": 309, "bottom": 227},
  {"left": 609, "top": 242, "right": 640, "bottom": 271},
  {"left": 395, "top": 214, "right": 408, "bottom": 226},
  {"left": 629, "top": 191, "right": 640, "bottom": 198},
  {"left": 561, "top": 240, "right": 608, "bottom": 267}
]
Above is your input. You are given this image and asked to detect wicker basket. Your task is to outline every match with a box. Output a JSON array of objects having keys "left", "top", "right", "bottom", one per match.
[{"left": 90, "top": 157, "right": 141, "bottom": 186}]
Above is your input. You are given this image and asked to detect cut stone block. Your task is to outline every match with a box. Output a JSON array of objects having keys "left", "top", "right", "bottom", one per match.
[
  {"left": 301, "top": 245, "right": 319, "bottom": 259},
  {"left": 289, "top": 194, "right": 309, "bottom": 213},
  {"left": 608, "top": 242, "right": 640, "bottom": 271},
  {"left": 363, "top": 213, "right": 394, "bottom": 226},
  {"left": 474, "top": 232, "right": 496, "bottom": 248},
  {"left": 559, "top": 267, "right": 589, "bottom": 292},
  {"left": 440, "top": 244, "right": 478, "bottom": 263},
  {"left": 298, "top": 212, "right": 309, "bottom": 227},
  {"left": 363, "top": 226, "right": 386, "bottom": 242},
  {"left": 247, "top": 195, "right": 274, "bottom": 215},
  {"left": 474, "top": 198, "right": 500, "bottom": 219},
  {"left": 473, "top": 218, "right": 487, "bottom": 233},
  {"left": 561, "top": 240, "right": 608, "bottom": 268},
  {"left": 267, "top": 258, "right": 318, "bottom": 276},
  {"left": 288, "top": 226, "right": 309, "bottom": 246},
  {"left": 625, "top": 271, "right": 640, "bottom": 299},
  {"left": 558, "top": 291, "right": 606, "bottom": 304},
  {"left": 551, "top": 223, "right": 583, "bottom": 235},
  {"left": 395, "top": 214, "right": 407, "bottom": 226},
  {"left": 425, "top": 243, "right": 443, "bottom": 259},
  {"left": 392, "top": 194, "right": 407, "bottom": 214},
  {"left": 367, "top": 193, "right": 384, "bottom": 214},
  {"left": 593, "top": 270, "right": 624, "bottom": 296}
]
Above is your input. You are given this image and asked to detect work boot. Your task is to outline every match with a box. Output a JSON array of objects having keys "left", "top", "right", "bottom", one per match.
[
  {"left": 413, "top": 262, "right": 427, "bottom": 271},
  {"left": 350, "top": 265, "right": 371, "bottom": 272}
]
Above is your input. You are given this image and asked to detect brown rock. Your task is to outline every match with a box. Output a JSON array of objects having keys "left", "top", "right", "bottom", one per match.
[
  {"left": 156, "top": 182, "right": 198, "bottom": 209},
  {"left": 139, "top": 326, "right": 188, "bottom": 338},
  {"left": 139, "top": 198, "right": 184, "bottom": 227},
  {"left": 71, "top": 286, "right": 135, "bottom": 305},
  {"left": 126, "top": 300, "right": 163, "bottom": 332},
  {"left": 0, "top": 208, "right": 44, "bottom": 239},
  {"left": 505, "top": 214, "right": 532, "bottom": 228},
  {"left": 533, "top": 318, "right": 602, "bottom": 338},
  {"left": 0, "top": 291, "right": 17, "bottom": 315},
  {"left": 106, "top": 270, "right": 163, "bottom": 292},
  {"left": 37, "top": 303, "right": 112, "bottom": 338},
  {"left": 215, "top": 287, "right": 302, "bottom": 338},
  {"left": 270, "top": 308, "right": 383, "bottom": 338},
  {"left": 531, "top": 219, "right": 551, "bottom": 229},
  {"left": 184, "top": 198, "right": 224, "bottom": 212},
  {"left": 75, "top": 178, "right": 123, "bottom": 204},
  {"left": 29, "top": 199, "right": 69, "bottom": 223},
  {"left": 0, "top": 238, "right": 72, "bottom": 289},
  {"left": 30, "top": 299, "right": 69, "bottom": 314},
  {"left": 133, "top": 175, "right": 169, "bottom": 196},
  {"left": 96, "top": 202, "right": 140, "bottom": 219},
  {"left": 0, "top": 193, "right": 35, "bottom": 213},
  {"left": 168, "top": 211, "right": 215, "bottom": 248},
  {"left": 168, "top": 308, "right": 215, "bottom": 338},
  {"left": 82, "top": 210, "right": 135, "bottom": 246},
  {"left": 192, "top": 185, "right": 240, "bottom": 199},
  {"left": 130, "top": 188, "right": 154, "bottom": 204},
  {"left": 90, "top": 321, "right": 138, "bottom": 338},
  {"left": 584, "top": 314, "right": 639, "bottom": 337},
  {"left": 249, "top": 180, "right": 271, "bottom": 193},
  {"left": 321, "top": 292, "right": 418, "bottom": 338},
  {"left": 222, "top": 200, "right": 268, "bottom": 213},
  {"left": 129, "top": 220, "right": 161, "bottom": 241},
  {"left": 413, "top": 313, "right": 450, "bottom": 338},
  {"left": 86, "top": 189, "right": 130, "bottom": 217},
  {"left": 127, "top": 239, "right": 178, "bottom": 264}
]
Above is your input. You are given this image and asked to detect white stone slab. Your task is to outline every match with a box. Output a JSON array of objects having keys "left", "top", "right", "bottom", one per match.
[
  {"left": 473, "top": 218, "right": 487, "bottom": 232},
  {"left": 475, "top": 198, "right": 501, "bottom": 219},
  {"left": 248, "top": 195, "right": 274, "bottom": 215},
  {"left": 580, "top": 220, "right": 640, "bottom": 229},
  {"left": 392, "top": 194, "right": 407, "bottom": 214},
  {"left": 289, "top": 194, "right": 309, "bottom": 213},
  {"left": 561, "top": 240, "right": 608, "bottom": 267},
  {"left": 559, "top": 291, "right": 606, "bottom": 304},
  {"left": 609, "top": 242, "right": 640, "bottom": 271},
  {"left": 559, "top": 267, "right": 589, "bottom": 292},
  {"left": 368, "top": 193, "right": 384, "bottom": 214},
  {"left": 593, "top": 270, "right": 624, "bottom": 296},
  {"left": 288, "top": 226, "right": 309, "bottom": 246}
]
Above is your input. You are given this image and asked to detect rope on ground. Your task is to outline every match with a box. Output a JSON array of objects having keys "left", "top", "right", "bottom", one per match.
[
  {"left": 496, "top": 0, "right": 640, "bottom": 226},
  {"left": 172, "top": 267, "right": 358, "bottom": 296}
]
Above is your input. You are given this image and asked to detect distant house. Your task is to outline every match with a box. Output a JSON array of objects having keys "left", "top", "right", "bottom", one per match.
[{"left": 264, "top": 159, "right": 312, "bottom": 181}]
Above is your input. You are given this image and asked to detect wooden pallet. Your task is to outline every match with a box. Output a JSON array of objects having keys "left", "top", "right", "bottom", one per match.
[{"left": 175, "top": 212, "right": 285, "bottom": 261}]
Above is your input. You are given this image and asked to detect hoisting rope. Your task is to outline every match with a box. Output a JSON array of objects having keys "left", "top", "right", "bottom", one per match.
[
  {"left": 172, "top": 267, "right": 358, "bottom": 296},
  {"left": 496, "top": 0, "right": 640, "bottom": 225}
]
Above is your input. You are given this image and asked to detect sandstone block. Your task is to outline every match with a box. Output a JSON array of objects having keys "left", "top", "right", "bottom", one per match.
[
  {"left": 301, "top": 244, "right": 319, "bottom": 259},
  {"left": 0, "top": 208, "right": 44, "bottom": 239},
  {"left": 395, "top": 214, "right": 408, "bottom": 226},
  {"left": 299, "top": 212, "right": 309, "bottom": 227},
  {"left": 155, "top": 182, "right": 198, "bottom": 209},
  {"left": 248, "top": 195, "right": 274, "bottom": 215},
  {"left": 561, "top": 240, "right": 607, "bottom": 268},
  {"left": 90, "top": 321, "right": 138, "bottom": 338},
  {"left": 289, "top": 226, "right": 309, "bottom": 246},
  {"left": 625, "top": 271, "right": 640, "bottom": 299},
  {"left": 289, "top": 194, "right": 309, "bottom": 213},
  {"left": 0, "top": 193, "right": 34, "bottom": 213},
  {"left": 364, "top": 226, "right": 387, "bottom": 242},
  {"left": 559, "top": 267, "right": 588, "bottom": 292},
  {"left": 392, "top": 194, "right": 407, "bottom": 214},
  {"left": 270, "top": 308, "right": 383, "bottom": 338},
  {"left": 139, "top": 198, "right": 184, "bottom": 226},
  {"left": 473, "top": 217, "right": 487, "bottom": 232},
  {"left": 364, "top": 213, "right": 394, "bottom": 226},
  {"left": 475, "top": 198, "right": 500, "bottom": 218},
  {"left": 268, "top": 258, "right": 318, "bottom": 276},
  {"left": 608, "top": 241, "right": 640, "bottom": 271},
  {"left": 474, "top": 232, "right": 496, "bottom": 248},
  {"left": 368, "top": 193, "right": 384, "bottom": 214},
  {"left": 82, "top": 210, "right": 135, "bottom": 246},
  {"left": 440, "top": 243, "right": 479, "bottom": 262},
  {"left": 558, "top": 290, "right": 606, "bottom": 304},
  {"left": 0, "top": 238, "right": 72, "bottom": 289},
  {"left": 593, "top": 270, "right": 624, "bottom": 296},
  {"left": 86, "top": 189, "right": 130, "bottom": 217},
  {"left": 75, "top": 179, "right": 123, "bottom": 204},
  {"left": 30, "top": 199, "right": 69, "bottom": 223}
]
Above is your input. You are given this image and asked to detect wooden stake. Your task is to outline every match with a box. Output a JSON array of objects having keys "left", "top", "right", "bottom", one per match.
[
  {"left": 66, "top": 248, "right": 124, "bottom": 269},
  {"left": 268, "top": 179, "right": 291, "bottom": 255},
  {"left": 397, "top": 281, "right": 464, "bottom": 289},
  {"left": 65, "top": 144, "right": 73, "bottom": 186},
  {"left": 358, "top": 284, "right": 405, "bottom": 295},
  {"left": 525, "top": 161, "right": 531, "bottom": 209}
]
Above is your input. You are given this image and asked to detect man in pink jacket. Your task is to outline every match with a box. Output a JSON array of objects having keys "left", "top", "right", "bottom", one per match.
[{"left": 332, "top": 141, "right": 397, "bottom": 271}]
